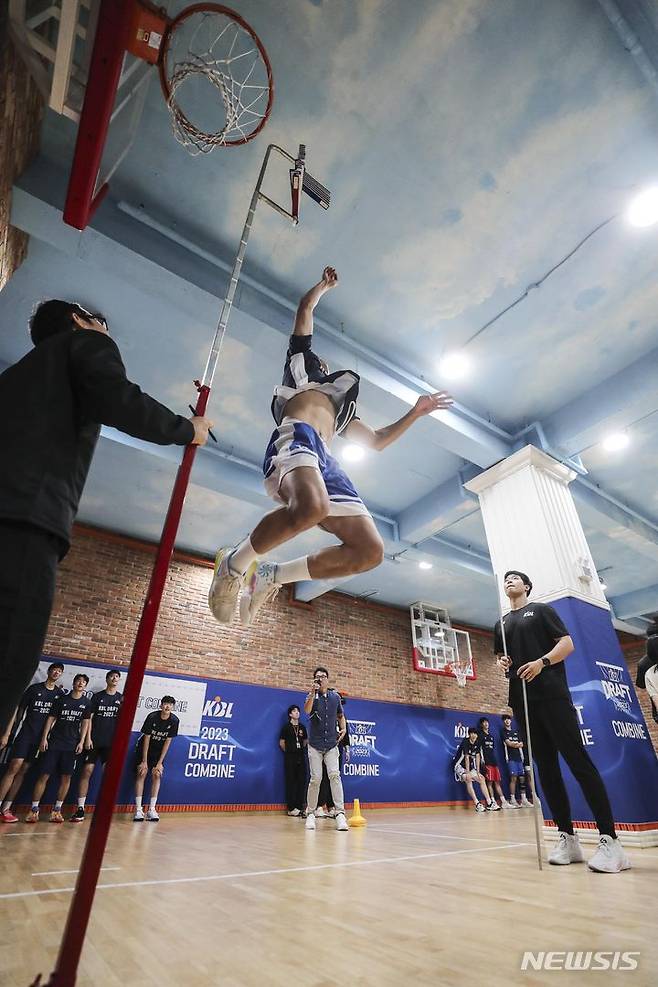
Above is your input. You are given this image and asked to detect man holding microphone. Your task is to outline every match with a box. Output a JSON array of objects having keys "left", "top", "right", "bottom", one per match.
[{"left": 303, "top": 666, "right": 349, "bottom": 832}]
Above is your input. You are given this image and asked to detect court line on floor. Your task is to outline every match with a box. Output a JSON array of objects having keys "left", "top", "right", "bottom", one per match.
[
  {"left": 2, "top": 831, "right": 60, "bottom": 837},
  {"left": 0, "top": 841, "right": 529, "bottom": 900},
  {"left": 31, "top": 867, "right": 121, "bottom": 877},
  {"left": 367, "top": 826, "right": 530, "bottom": 844}
]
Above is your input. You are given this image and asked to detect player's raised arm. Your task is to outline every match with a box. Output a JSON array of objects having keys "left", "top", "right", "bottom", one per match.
[{"left": 293, "top": 266, "right": 338, "bottom": 336}]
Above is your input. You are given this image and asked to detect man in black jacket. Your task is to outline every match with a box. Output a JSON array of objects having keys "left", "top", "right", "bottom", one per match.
[{"left": 0, "top": 299, "right": 213, "bottom": 734}]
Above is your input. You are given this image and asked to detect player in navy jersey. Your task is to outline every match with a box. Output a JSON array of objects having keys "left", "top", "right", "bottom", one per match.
[
  {"left": 69, "top": 669, "right": 123, "bottom": 822},
  {"left": 500, "top": 713, "right": 531, "bottom": 807},
  {"left": 133, "top": 696, "right": 179, "bottom": 822},
  {"left": 494, "top": 570, "right": 630, "bottom": 873},
  {"left": 477, "top": 716, "right": 508, "bottom": 810},
  {"left": 0, "top": 661, "right": 64, "bottom": 823},
  {"left": 26, "top": 673, "right": 90, "bottom": 823},
  {"left": 209, "top": 266, "right": 453, "bottom": 626}
]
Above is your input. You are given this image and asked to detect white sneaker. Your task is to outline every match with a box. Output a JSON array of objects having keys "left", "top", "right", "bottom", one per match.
[
  {"left": 475, "top": 802, "right": 486, "bottom": 813},
  {"left": 500, "top": 799, "right": 513, "bottom": 810},
  {"left": 146, "top": 808, "right": 160, "bottom": 822},
  {"left": 520, "top": 795, "right": 533, "bottom": 807},
  {"left": 327, "top": 808, "right": 337, "bottom": 818},
  {"left": 487, "top": 800, "right": 501, "bottom": 811},
  {"left": 315, "top": 806, "right": 327, "bottom": 818},
  {"left": 335, "top": 812, "right": 349, "bottom": 831},
  {"left": 548, "top": 832, "right": 584, "bottom": 865},
  {"left": 587, "top": 835, "right": 631, "bottom": 873},
  {"left": 305, "top": 813, "right": 316, "bottom": 830},
  {"left": 133, "top": 809, "right": 145, "bottom": 822},
  {"left": 287, "top": 809, "right": 301, "bottom": 816},
  {"left": 208, "top": 547, "right": 244, "bottom": 623},
  {"left": 239, "top": 561, "right": 280, "bottom": 625}
]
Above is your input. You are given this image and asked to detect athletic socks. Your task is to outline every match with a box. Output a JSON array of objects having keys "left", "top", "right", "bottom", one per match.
[
  {"left": 135, "top": 796, "right": 143, "bottom": 810},
  {"left": 274, "top": 556, "right": 311, "bottom": 584},
  {"left": 77, "top": 797, "right": 86, "bottom": 808},
  {"left": 1, "top": 800, "right": 12, "bottom": 813},
  {"left": 54, "top": 801, "right": 63, "bottom": 811},
  {"left": 31, "top": 802, "right": 40, "bottom": 812},
  {"left": 149, "top": 798, "right": 157, "bottom": 810},
  {"left": 229, "top": 537, "right": 259, "bottom": 576}
]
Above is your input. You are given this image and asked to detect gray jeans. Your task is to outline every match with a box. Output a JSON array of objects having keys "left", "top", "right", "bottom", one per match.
[{"left": 307, "top": 744, "right": 344, "bottom": 814}]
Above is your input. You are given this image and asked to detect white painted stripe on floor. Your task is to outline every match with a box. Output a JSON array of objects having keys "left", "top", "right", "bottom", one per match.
[
  {"left": 0, "top": 841, "right": 528, "bottom": 900},
  {"left": 2, "top": 831, "right": 60, "bottom": 837},
  {"left": 368, "top": 826, "right": 530, "bottom": 845},
  {"left": 31, "top": 867, "right": 121, "bottom": 877}
]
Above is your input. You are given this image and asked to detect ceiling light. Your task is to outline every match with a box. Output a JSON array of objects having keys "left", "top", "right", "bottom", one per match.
[
  {"left": 440, "top": 352, "right": 470, "bottom": 379},
  {"left": 627, "top": 187, "right": 658, "bottom": 228},
  {"left": 602, "top": 432, "right": 629, "bottom": 452},
  {"left": 342, "top": 444, "right": 364, "bottom": 462},
  {"left": 419, "top": 561, "right": 433, "bottom": 570}
]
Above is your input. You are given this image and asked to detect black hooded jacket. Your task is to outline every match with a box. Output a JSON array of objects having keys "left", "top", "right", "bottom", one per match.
[{"left": 0, "top": 329, "right": 193, "bottom": 553}]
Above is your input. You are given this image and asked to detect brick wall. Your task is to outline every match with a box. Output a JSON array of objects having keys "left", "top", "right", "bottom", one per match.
[
  {"left": 45, "top": 527, "right": 507, "bottom": 715},
  {"left": 44, "top": 527, "right": 656, "bottom": 759},
  {"left": 623, "top": 642, "right": 657, "bottom": 754},
  {"left": 0, "top": 9, "right": 43, "bottom": 291}
]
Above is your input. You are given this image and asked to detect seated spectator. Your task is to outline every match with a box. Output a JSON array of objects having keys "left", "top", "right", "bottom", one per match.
[
  {"left": 453, "top": 725, "right": 490, "bottom": 812},
  {"left": 279, "top": 704, "right": 308, "bottom": 816}
]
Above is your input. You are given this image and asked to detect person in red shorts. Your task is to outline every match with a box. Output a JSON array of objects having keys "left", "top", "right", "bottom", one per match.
[{"left": 477, "top": 716, "right": 513, "bottom": 810}]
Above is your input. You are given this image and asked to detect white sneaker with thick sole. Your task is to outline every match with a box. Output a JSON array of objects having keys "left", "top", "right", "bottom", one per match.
[
  {"left": 305, "top": 813, "right": 316, "bottom": 831},
  {"left": 239, "top": 561, "right": 280, "bottom": 625},
  {"left": 520, "top": 796, "right": 533, "bottom": 807},
  {"left": 548, "top": 832, "right": 584, "bottom": 865},
  {"left": 587, "top": 835, "right": 631, "bottom": 873},
  {"left": 314, "top": 807, "right": 327, "bottom": 818},
  {"left": 487, "top": 801, "right": 501, "bottom": 811},
  {"left": 133, "top": 809, "right": 145, "bottom": 822},
  {"left": 500, "top": 799, "right": 513, "bottom": 809},
  {"left": 287, "top": 809, "right": 301, "bottom": 817},
  {"left": 146, "top": 808, "right": 160, "bottom": 822},
  {"left": 335, "top": 812, "right": 349, "bottom": 831},
  {"left": 208, "top": 547, "right": 244, "bottom": 623}
]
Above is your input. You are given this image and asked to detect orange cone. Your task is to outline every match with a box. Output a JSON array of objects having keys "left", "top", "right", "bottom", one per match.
[{"left": 349, "top": 798, "right": 367, "bottom": 827}]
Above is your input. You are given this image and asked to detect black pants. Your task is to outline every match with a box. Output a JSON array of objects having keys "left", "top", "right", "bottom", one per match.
[
  {"left": 284, "top": 756, "right": 306, "bottom": 811},
  {"left": 513, "top": 697, "right": 616, "bottom": 838},
  {"left": 0, "top": 522, "right": 60, "bottom": 735}
]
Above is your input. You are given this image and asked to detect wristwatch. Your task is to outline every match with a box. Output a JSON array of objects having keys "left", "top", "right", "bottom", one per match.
[{"left": 541, "top": 656, "right": 551, "bottom": 668}]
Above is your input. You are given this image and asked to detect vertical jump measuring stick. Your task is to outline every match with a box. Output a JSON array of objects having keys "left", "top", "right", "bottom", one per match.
[
  {"left": 496, "top": 574, "right": 544, "bottom": 871},
  {"left": 36, "top": 144, "right": 318, "bottom": 987}
]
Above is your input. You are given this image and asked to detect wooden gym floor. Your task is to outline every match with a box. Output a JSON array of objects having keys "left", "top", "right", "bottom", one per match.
[{"left": 1, "top": 807, "right": 656, "bottom": 986}]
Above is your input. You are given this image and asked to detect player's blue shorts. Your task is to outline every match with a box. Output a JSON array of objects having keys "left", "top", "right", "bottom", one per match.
[
  {"left": 507, "top": 760, "right": 526, "bottom": 776},
  {"left": 263, "top": 419, "right": 370, "bottom": 518}
]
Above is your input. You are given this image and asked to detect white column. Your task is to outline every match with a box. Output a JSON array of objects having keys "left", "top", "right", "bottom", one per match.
[{"left": 465, "top": 445, "right": 608, "bottom": 611}]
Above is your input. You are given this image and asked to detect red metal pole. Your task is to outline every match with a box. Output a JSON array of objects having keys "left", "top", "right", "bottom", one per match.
[
  {"left": 37, "top": 387, "right": 210, "bottom": 987},
  {"left": 63, "top": 0, "right": 135, "bottom": 230}
]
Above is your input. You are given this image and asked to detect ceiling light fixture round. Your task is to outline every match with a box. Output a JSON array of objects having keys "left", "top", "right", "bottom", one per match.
[
  {"left": 602, "top": 432, "right": 629, "bottom": 452},
  {"left": 440, "top": 352, "right": 470, "bottom": 380},
  {"left": 627, "top": 187, "right": 658, "bottom": 228}
]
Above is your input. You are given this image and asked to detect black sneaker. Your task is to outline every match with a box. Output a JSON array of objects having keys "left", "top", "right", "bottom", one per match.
[{"left": 70, "top": 806, "right": 85, "bottom": 823}]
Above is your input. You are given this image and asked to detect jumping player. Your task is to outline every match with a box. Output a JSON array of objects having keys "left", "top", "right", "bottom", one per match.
[{"left": 209, "top": 267, "right": 452, "bottom": 624}]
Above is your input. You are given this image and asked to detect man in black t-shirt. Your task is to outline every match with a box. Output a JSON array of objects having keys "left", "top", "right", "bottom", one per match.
[
  {"left": 453, "top": 726, "right": 490, "bottom": 811},
  {"left": 0, "top": 661, "right": 64, "bottom": 823},
  {"left": 477, "top": 717, "right": 509, "bottom": 810},
  {"left": 26, "top": 673, "right": 91, "bottom": 823},
  {"left": 69, "top": 669, "right": 123, "bottom": 823},
  {"left": 494, "top": 570, "right": 630, "bottom": 873},
  {"left": 279, "top": 704, "right": 308, "bottom": 815},
  {"left": 133, "top": 696, "right": 179, "bottom": 822}
]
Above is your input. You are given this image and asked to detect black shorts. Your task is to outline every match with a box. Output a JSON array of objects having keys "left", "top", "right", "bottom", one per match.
[
  {"left": 133, "top": 751, "right": 162, "bottom": 776},
  {"left": 39, "top": 748, "right": 78, "bottom": 777},
  {"left": 8, "top": 730, "right": 40, "bottom": 762},
  {"left": 84, "top": 746, "right": 112, "bottom": 765}
]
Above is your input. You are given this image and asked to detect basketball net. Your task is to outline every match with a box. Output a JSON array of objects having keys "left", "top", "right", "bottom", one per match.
[{"left": 159, "top": 5, "right": 274, "bottom": 153}]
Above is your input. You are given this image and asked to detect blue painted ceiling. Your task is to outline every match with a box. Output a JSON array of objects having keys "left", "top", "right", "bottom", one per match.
[{"left": 3, "top": 0, "right": 658, "bottom": 633}]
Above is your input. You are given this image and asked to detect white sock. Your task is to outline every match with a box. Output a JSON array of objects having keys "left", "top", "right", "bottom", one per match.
[
  {"left": 229, "top": 537, "right": 259, "bottom": 575},
  {"left": 135, "top": 797, "right": 143, "bottom": 810},
  {"left": 1, "top": 801, "right": 12, "bottom": 813},
  {"left": 31, "top": 802, "right": 40, "bottom": 811},
  {"left": 274, "top": 556, "right": 310, "bottom": 584},
  {"left": 149, "top": 798, "right": 157, "bottom": 810},
  {"left": 77, "top": 797, "right": 86, "bottom": 808},
  {"left": 54, "top": 801, "right": 63, "bottom": 811}
]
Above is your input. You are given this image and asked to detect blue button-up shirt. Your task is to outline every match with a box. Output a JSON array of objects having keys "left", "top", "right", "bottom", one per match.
[{"left": 308, "top": 689, "right": 343, "bottom": 751}]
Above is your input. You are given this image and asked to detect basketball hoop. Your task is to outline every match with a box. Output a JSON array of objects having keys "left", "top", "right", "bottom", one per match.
[{"left": 157, "top": 2, "right": 274, "bottom": 154}]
